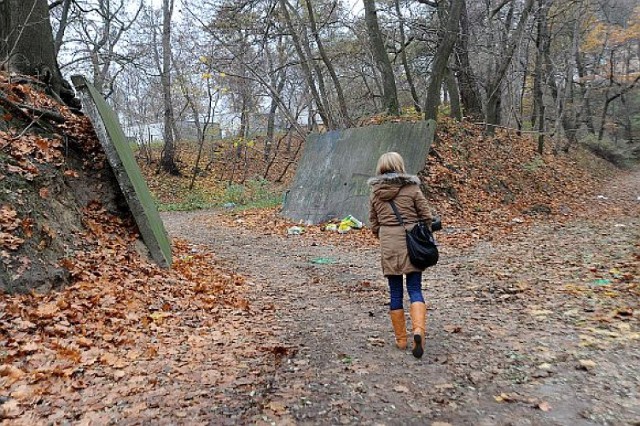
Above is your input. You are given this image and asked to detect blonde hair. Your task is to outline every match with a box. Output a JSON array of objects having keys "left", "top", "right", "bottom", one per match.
[{"left": 376, "top": 152, "right": 406, "bottom": 175}]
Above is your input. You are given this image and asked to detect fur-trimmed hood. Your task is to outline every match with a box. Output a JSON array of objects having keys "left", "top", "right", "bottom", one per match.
[
  {"left": 367, "top": 173, "right": 421, "bottom": 201},
  {"left": 367, "top": 173, "right": 421, "bottom": 187}
]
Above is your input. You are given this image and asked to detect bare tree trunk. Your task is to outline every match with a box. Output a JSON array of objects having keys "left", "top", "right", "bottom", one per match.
[
  {"left": 363, "top": 0, "right": 399, "bottom": 116},
  {"left": 575, "top": 51, "right": 596, "bottom": 135},
  {"left": 305, "top": 0, "right": 352, "bottom": 127},
  {"left": 424, "top": 0, "right": 463, "bottom": 121},
  {"left": 53, "top": 0, "right": 72, "bottom": 56},
  {"left": 484, "top": 0, "right": 535, "bottom": 135},
  {"left": 485, "top": 85, "right": 503, "bottom": 131},
  {"left": 1, "top": 0, "right": 75, "bottom": 105},
  {"left": 558, "top": 56, "right": 578, "bottom": 152},
  {"left": 454, "top": 0, "right": 483, "bottom": 120},
  {"left": 533, "top": 0, "right": 547, "bottom": 154},
  {"left": 173, "top": 57, "right": 218, "bottom": 190},
  {"left": 279, "top": 0, "right": 333, "bottom": 128},
  {"left": 297, "top": 11, "right": 333, "bottom": 129},
  {"left": 517, "top": 38, "right": 532, "bottom": 135},
  {"left": 395, "top": 0, "right": 421, "bottom": 113},
  {"left": 620, "top": 95, "right": 633, "bottom": 143},
  {"left": 596, "top": 73, "right": 640, "bottom": 142},
  {"left": 160, "top": 0, "right": 179, "bottom": 175},
  {"left": 265, "top": 82, "right": 282, "bottom": 161},
  {"left": 546, "top": 18, "right": 579, "bottom": 153},
  {"left": 446, "top": 67, "right": 462, "bottom": 120},
  {"left": 264, "top": 35, "right": 286, "bottom": 161}
]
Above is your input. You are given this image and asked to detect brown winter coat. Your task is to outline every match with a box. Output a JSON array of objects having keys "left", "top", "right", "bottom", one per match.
[{"left": 368, "top": 173, "right": 433, "bottom": 276}]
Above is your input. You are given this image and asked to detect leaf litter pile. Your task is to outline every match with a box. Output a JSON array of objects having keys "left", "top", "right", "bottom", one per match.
[{"left": 0, "top": 76, "right": 283, "bottom": 423}]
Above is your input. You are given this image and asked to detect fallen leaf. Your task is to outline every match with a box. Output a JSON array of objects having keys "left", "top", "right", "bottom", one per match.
[
  {"left": 529, "top": 309, "right": 553, "bottom": 317},
  {"left": 9, "top": 385, "right": 34, "bottom": 400},
  {"left": 578, "top": 359, "right": 597, "bottom": 371},
  {"left": 367, "top": 337, "right": 385, "bottom": 347},
  {"left": 20, "top": 342, "right": 39, "bottom": 354},
  {"left": 494, "top": 392, "right": 517, "bottom": 403},
  {"left": 36, "top": 302, "right": 59, "bottom": 318},
  {"left": 538, "top": 401, "right": 552, "bottom": 411},
  {"left": 266, "top": 401, "right": 287, "bottom": 414},
  {"left": 0, "top": 399, "right": 21, "bottom": 419},
  {"left": 394, "top": 385, "right": 410, "bottom": 393},
  {"left": 149, "top": 311, "right": 171, "bottom": 323},
  {"left": 0, "top": 365, "right": 25, "bottom": 380}
]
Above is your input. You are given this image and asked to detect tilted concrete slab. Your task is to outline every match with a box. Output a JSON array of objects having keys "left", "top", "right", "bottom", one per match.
[
  {"left": 71, "top": 75, "right": 172, "bottom": 268},
  {"left": 282, "top": 120, "right": 436, "bottom": 225}
]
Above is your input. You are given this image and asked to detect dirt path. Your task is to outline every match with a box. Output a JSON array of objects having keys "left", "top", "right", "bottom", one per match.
[{"left": 162, "top": 170, "right": 639, "bottom": 425}]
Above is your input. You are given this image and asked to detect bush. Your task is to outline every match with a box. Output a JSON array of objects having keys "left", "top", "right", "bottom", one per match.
[
  {"left": 222, "top": 183, "right": 246, "bottom": 205},
  {"left": 222, "top": 178, "right": 281, "bottom": 210},
  {"left": 159, "top": 191, "right": 213, "bottom": 211}
]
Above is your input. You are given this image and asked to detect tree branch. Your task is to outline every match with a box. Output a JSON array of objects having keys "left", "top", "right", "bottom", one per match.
[
  {"left": 49, "top": 0, "right": 64, "bottom": 9},
  {"left": 491, "top": 0, "right": 513, "bottom": 18},
  {"left": 0, "top": 90, "right": 66, "bottom": 124},
  {"left": 415, "top": 0, "right": 438, "bottom": 7}
]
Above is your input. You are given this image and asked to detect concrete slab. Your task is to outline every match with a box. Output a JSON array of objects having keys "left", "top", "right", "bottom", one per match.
[
  {"left": 71, "top": 75, "right": 172, "bottom": 268},
  {"left": 282, "top": 120, "right": 435, "bottom": 225}
]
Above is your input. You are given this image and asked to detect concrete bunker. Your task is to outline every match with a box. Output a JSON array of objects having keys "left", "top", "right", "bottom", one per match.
[{"left": 282, "top": 120, "right": 436, "bottom": 225}]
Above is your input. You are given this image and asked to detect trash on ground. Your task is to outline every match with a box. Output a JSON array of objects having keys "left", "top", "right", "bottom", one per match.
[
  {"left": 322, "top": 215, "right": 364, "bottom": 234},
  {"left": 338, "top": 223, "right": 352, "bottom": 233},
  {"left": 341, "top": 215, "right": 364, "bottom": 229},
  {"left": 287, "top": 226, "right": 304, "bottom": 235},
  {"left": 311, "top": 257, "right": 336, "bottom": 264},
  {"left": 590, "top": 279, "right": 612, "bottom": 286}
]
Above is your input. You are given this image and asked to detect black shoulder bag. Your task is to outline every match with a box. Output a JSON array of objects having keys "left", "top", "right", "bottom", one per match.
[{"left": 388, "top": 200, "right": 439, "bottom": 269}]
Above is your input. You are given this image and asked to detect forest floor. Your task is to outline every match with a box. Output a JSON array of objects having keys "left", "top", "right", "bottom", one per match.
[
  {"left": 159, "top": 168, "right": 640, "bottom": 425},
  {"left": 1, "top": 77, "right": 638, "bottom": 425}
]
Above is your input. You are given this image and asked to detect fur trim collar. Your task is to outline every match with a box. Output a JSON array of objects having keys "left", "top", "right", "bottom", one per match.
[{"left": 367, "top": 173, "right": 420, "bottom": 186}]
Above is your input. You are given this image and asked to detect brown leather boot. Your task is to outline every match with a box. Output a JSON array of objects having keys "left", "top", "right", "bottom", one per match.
[
  {"left": 409, "top": 302, "right": 426, "bottom": 358},
  {"left": 389, "top": 309, "right": 407, "bottom": 350}
]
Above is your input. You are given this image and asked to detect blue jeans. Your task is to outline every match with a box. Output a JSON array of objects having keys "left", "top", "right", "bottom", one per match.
[{"left": 388, "top": 272, "right": 424, "bottom": 310}]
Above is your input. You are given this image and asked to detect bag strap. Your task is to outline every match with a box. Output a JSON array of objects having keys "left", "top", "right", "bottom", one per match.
[{"left": 388, "top": 200, "right": 405, "bottom": 226}]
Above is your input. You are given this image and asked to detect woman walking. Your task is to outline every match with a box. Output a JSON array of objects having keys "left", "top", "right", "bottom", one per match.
[{"left": 368, "top": 152, "right": 433, "bottom": 358}]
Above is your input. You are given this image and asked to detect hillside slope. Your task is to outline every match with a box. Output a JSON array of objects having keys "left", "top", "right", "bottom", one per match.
[
  {"left": 212, "top": 115, "right": 618, "bottom": 249},
  {"left": 1, "top": 76, "right": 281, "bottom": 423},
  {"left": 0, "top": 74, "right": 132, "bottom": 293}
]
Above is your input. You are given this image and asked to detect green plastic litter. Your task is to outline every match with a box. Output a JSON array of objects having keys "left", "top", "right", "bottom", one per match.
[
  {"left": 590, "top": 279, "right": 612, "bottom": 286},
  {"left": 311, "top": 257, "right": 336, "bottom": 265}
]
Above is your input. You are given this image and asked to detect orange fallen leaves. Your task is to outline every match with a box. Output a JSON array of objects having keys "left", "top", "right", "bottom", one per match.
[{"left": 0, "top": 189, "right": 281, "bottom": 420}]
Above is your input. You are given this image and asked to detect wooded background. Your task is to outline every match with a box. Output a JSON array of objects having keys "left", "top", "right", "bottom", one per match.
[{"left": 2, "top": 0, "right": 639, "bottom": 173}]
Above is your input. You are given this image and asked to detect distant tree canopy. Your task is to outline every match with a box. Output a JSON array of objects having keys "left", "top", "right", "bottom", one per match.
[{"left": 3, "top": 0, "right": 638, "bottom": 161}]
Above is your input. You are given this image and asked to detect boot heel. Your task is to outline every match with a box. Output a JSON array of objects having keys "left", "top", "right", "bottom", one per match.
[{"left": 412, "top": 335, "right": 423, "bottom": 358}]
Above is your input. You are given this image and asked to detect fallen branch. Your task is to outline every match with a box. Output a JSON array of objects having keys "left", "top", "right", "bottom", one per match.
[{"left": 0, "top": 90, "right": 66, "bottom": 124}]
